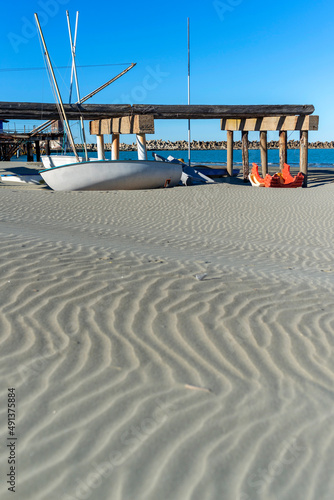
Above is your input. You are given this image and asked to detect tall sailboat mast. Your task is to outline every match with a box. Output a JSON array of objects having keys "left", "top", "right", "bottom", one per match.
[
  {"left": 187, "top": 17, "right": 191, "bottom": 168},
  {"left": 68, "top": 11, "right": 79, "bottom": 105},
  {"left": 34, "top": 12, "right": 79, "bottom": 162},
  {"left": 66, "top": 10, "right": 89, "bottom": 161}
]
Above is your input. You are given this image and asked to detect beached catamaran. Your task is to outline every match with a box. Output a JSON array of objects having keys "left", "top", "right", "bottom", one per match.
[{"left": 35, "top": 13, "right": 182, "bottom": 191}]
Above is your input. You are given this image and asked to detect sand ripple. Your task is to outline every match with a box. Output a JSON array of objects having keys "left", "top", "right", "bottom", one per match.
[{"left": 0, "top": 183, "right": 334, "bottom": 499}]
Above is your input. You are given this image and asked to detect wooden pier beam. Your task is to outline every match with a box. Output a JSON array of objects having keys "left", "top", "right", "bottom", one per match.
[
  {"left": 241, "top": 131, "right": 249, "bottom": 181},
  {"left": 112, "top": 133, "right": 120, "bottom": 160},
  {"left": 27, "top": 142, "right": 33, "bottom": 162},
  {"left": 0, "top": 102, "right": 316, "bottom": 121},
  {"left": 300, "top": 130, "right": 308, "bottom": 187},
  {"left": 226, "top": 131, "right": 233, "bottom": 176},
  {"left": 45, "top": 140, "right": 50, "bottom": 155},
  {"left": 35, "top": 140, "right": 41, "bottom": 162},
  {"left": 90, "top": 115, "right": 154, "bottom": 135},
  {"left": 137, "top": 134, "right": 147, "bottom": 160},
  {"left": 260, "top": 131, "right": 268, "bottom": 177},
  {"left": 279, "top": 131, "right": 287, "bottom": 171},
  {"left": 221, "top": 115, "right": 319, "bottom": 131}
]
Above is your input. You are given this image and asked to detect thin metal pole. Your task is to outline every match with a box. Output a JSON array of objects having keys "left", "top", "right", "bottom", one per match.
[
  {"left": 67, "top": 11, "right": 75, "bottom": 104},
  {"left": 34, "top": 13, "right": 79, "bottom": 161},
  {"left": 187, "top": 17, "right": 191, "bottom": 167},
  {"left": 65, "top": 9, "right": 76, "bottom": 153},
  {"left": 81, "top": 63, "right": 136, "bottom": 103},
  {"left": 66, "top": 10, "right": 88, "bottom": 160},
  {"left": 67, "top": 11, "right": 80, "bottom": 104},
  {"left": 72, "top": 12, "right": 79, "bottom": 100}
]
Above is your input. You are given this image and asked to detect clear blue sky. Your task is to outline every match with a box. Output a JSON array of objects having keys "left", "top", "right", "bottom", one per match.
[{"left": 0, "top": 0, "right": 333, "bottom": 143}]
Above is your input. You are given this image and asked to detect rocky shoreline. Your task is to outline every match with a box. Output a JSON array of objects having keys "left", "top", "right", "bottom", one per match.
[{"left": 74, "top": 139, "right": 334, "bottom": 152}]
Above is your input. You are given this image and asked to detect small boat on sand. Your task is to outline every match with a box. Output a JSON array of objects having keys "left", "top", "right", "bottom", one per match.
[
  {"left": 35, "top": 14, "right": 182, "bottom": 192},
  {"left": 39, "top": 159, "right": 182, "bottom": 191},
  {"left": 250, "top": 163, "right": 304, "bottom": 188}
]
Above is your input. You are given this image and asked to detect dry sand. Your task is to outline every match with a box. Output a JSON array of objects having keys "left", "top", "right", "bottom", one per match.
[{"left": 0, "top": 165, "right": 334, "bottom": 500}]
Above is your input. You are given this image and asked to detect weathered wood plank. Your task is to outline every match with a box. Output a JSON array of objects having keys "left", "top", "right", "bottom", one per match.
[
  {"left": 90, "top": 115, "right": 155, "bottom": 135},
  {"left": 0, "top": 102, "right": 315, "bottom": 121},
  {"left": 221, "top": 115, "right": 319, "bottom": 131},
  {"left": 113, "top": 115, "right": 154, "bottom": 134},
  {"left": 133, "top": 104, "right": 315, "bottom": 119},
  {"left": 0, "top": 103, "right": 132, "bottom": 121}
]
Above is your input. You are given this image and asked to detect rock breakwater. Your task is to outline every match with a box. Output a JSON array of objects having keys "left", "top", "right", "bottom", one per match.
[{"left": 72, "top": 139, "right": 334, "bottom": 152}]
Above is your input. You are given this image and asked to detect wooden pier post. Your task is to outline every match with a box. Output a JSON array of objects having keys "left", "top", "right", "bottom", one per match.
[
  {"left": 260, "top": 131, "right": 268, "bottom": 177},
  {"left": 227, "top": 131, "right": 233, "bottom": 176},
  {"left": 35, "top": 140, "right": 41, "bottom": 162},
  {"left": 279, "top": 130, "right": 287, "bottom": 171},
  {"left": 96, "top": 134, "right": 105, "bottom": 161},
  {"left": 136, "top": 133, "right": 147, "bottom": 160},
  {"left": 241, "top": 131, "right": 249, "bottom": 181},
  {"left": 27, "top": 142, "right": 34, "bottom": 162},
  {"left": 45, "top": 140, "right": 50, "bottom": 155},
  {"left": 112, "top": 133, "right": 120, "bottom": 160},
  {"left": 300, "top": 130, "right": 308, "bottom": 187}
]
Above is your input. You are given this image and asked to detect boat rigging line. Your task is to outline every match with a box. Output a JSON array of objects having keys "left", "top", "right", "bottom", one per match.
[
  {"left": 187, "top": 17, "right": 191, "bottom": 168},
  {"left": 34, "top": 12, "right": 80, "bottom": 161},
  {"left": 0, "top": 63, "right": 133, "bottom": 72},
  {"left": 66, "top": 10, "right": 88, "bottom": 160}
]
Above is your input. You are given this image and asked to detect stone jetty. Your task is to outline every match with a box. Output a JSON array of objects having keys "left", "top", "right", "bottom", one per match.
[{"left": 72, "top": 139, "right": 334, "bottom": 152}]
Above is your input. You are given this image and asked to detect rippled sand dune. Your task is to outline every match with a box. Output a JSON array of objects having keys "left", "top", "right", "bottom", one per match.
[{"left": 0, "top": 177, "right": 334, "bottom": 500}]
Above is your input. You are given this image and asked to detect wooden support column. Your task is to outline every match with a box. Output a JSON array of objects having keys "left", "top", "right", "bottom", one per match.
[
  {"left": 260, "top": 131, "right": 268, "bottom": 177},
  {"left": 112, "top": 133, "right": 120, "bottom": 160},
  {"left": 45, "top": 140, "right": 50, "bottom": 155},
  {"left": 300, "top": 130, "right": 308, "bottom": 187},
  {"left": 227, "top": 131, "right": 233, "bottom": 176},
  {"left": 136, "top": 133, "right": 147, "bottom": 160},
  {"left": 35, "top": 140, "right": 41, "bottom": 162},
  {"left": 96, "top": 134, "right": 105, "bottom": 161},
  {"left": 241, "top": 131, "right": 249, "bottom": 181},
  {"left": 279, "top": 130, "right": 287, "bottom": 171},
  {"left": 27, "top": 142, "right": 33, "bottom": 162}
]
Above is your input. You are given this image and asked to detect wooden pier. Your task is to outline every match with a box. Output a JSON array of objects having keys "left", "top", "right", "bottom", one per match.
[
  {"left": 0, "top": 117, "right": 64, "bottom": 161},
  {"left": 221, "top": 115, "right": 319, "bottom": 186},
  {"left": 0, "top": 102, "right": 319, "bottom": 186},
  {"left": 0, "top": 130, "right": 64, "bottom": 161}
]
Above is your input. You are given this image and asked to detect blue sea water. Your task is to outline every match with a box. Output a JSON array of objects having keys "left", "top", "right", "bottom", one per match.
[
  {"left": 117, "top": 149, "right": 334, "bottom": 168},
  {"left": 14, "top": 148, "right": 334, "bottom": 168}
]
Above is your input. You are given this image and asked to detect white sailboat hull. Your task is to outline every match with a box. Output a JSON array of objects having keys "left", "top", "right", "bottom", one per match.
[
  {"left": 39, "top": 160, "right": 182, "bottom": 191},
  {"left": 41, "top": 155, "right": 89, "bottom": 168}
]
